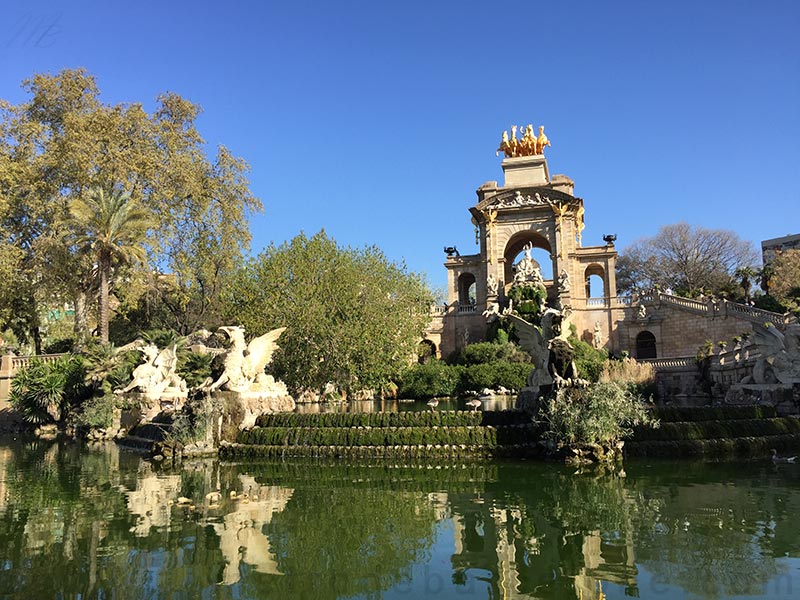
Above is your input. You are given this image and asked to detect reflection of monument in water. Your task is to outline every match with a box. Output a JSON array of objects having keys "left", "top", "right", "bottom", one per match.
[
  {"left": 445, "top": 491, "right": 638, "bottom": 599},
  {"left": 212, "top": 475, "right": 294, "bottom": 584}
]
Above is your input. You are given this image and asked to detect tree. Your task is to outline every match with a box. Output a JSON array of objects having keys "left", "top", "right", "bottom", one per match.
[
  {"left": 65, "top": 187, "right": 151, "bottom": 344},
  {"left": 0, "top": 69, "right": 260, "bottom": 347},
  {"left": 617, "top": 223, "right": 757, "bottom": 297},
  {"left": 767, "top": 249, "right": 800, "bottom": 311},
  {"left": 223, "top": 231, "right": 434, "bottom": 395}
]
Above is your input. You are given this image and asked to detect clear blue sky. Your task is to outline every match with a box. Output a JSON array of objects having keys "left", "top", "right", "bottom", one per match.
[{"left": 2, "top": 0, "right": 798, "bottom": 291}]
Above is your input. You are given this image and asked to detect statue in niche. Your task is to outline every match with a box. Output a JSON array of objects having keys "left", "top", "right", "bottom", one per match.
[
  {"left": 487, "top": 273, "right": 499, "bottom": 296},
  {"left": 116, "top": 344, "right": 187, "bottom": 398},
  {"left": 558, "top": 269, "right": 571, "bottom": 294},
  {"left": 593, "top": 321, "right": 604, "bottom": 349}
]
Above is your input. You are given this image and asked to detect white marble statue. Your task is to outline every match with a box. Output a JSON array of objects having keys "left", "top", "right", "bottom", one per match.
[
  {"left": 205, "top": 326, "right": 287, "bottom": 393},
  {"left": 513, "top": 243, "right": 545, "bottom": 287},
  {"left": 487, "top": 273, "right": 499, "bottom": 296},
  {"left": 593, "top": 321, "right": 604, "bottom": 349},
  {"left": 637, "top": 304, "right": 647, "bottom": 320},
  {"left": 558, "top": 269, "right": 570, "bottom": 294},
  {"left": 744, "top": 323, "right": 800, "bottom": 385},
  {"left": 116, "top": 343, "right": 187, "bottom": 398}
]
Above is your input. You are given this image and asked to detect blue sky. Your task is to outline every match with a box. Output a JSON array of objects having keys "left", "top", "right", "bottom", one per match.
[{"left": 2, "top": 0, "right": 798, "bottom": 291}]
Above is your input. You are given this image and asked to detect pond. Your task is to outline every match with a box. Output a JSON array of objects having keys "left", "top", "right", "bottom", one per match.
[{"left": 0, "top": 437, "right": 798, "bottom": 599}]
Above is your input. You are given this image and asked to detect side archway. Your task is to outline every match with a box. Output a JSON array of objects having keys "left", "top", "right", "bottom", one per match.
[
  {"left": 457, "top": 273, "right": 476, "bottom": 305},
  {"left": 584, "top": 264, "right": 606, "bottom": 299},
  {"left": 417, "top": 339, "right": 437, "bottom": 363},
  {"left": 635, "top": 331, "right": 657, "bottom": 359}
]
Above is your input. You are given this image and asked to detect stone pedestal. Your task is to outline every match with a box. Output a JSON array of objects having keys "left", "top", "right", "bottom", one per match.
[
  {"left": 724, "top": 383, "right": 799, "bottom": 416},
  {"left": 502, "top": 155, "right": 550, "bottom": 187}
]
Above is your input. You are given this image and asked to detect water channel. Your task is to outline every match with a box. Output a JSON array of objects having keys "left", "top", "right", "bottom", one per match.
[{"left": 0, "top": 436, "right": 798, "bottom": 599}]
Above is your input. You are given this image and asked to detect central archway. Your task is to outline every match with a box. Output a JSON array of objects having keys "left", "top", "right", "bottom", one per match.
[{"left": 503, "top": 231, "right": 553, "bottom": 285}]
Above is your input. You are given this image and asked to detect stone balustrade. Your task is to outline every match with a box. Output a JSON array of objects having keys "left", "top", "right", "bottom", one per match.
[{"left": 640, "top": 356, "right": 697, "bottom": 370}]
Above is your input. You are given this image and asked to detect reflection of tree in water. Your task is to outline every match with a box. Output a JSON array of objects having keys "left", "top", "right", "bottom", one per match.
[{"left": 231, "top": 461, "right": 442, "bottom": 600}]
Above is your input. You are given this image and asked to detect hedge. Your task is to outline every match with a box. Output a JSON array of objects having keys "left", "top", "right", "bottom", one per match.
[
  {"left": 650, "top": 406, "right": 777, "bottom": 423},
  {"left": 632, "top": 417, "right": 800, "bottom": 442},
  {"left": 255, "top": 410, "right": 531, "bottom": 429},
  {"left": 238, "top": 425, "right": 537, "bottom": 447}
]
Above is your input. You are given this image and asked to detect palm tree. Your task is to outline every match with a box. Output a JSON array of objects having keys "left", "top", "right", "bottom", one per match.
[
  {"left": 67, "top": 187, "right": 151, "bottom": 344},
  {"left": 734, "top": 266, "right": 758, "bottom": 304}
]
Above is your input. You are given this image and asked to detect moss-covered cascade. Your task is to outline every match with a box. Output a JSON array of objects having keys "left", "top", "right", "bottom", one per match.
[
  {"left": 628, "top": 405, "right": 800, "bottom": 457},
  {"left": 222, "top": 410, "right": 539, "bottom": 459}
]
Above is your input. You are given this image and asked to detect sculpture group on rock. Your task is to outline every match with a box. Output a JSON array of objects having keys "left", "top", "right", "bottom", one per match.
[{"left": 115, "top": 325, "right": 294, "bottom": 429}]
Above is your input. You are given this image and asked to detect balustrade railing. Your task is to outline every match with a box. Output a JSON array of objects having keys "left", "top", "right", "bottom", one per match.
[{"left": 640, "top": 356, "right": 697, "bottom": 369}]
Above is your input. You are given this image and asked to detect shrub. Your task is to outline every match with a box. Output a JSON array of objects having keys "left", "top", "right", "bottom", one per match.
[
  {"left": 9, "top": 356, "right": 89, "bottom": 424},
  {"left": 75, "top": 394, "right": 115, "bottom": 430},
  {"left": 458, "top": 361, "right": 530, "bottom": 393},
  {"left": 599, "top": 357, "right": 656, "bottom": 397},
  {"left": 541, "top": 381, "right": 658, "bottom": 446},
  {"left": 451, "top": 342, "right": 532, "bottom": 366},
  {"left": 568, "top": 336, "right": 608, "bottom": 382},
  {"left": 397, "top": 361, "right": 463, "bottom": 399},
  {"left": 44, "top": 338, "right": 74, "bottom": 354},
  {"left": 177, "top": 351, "right": 213, "bottom": 388}
]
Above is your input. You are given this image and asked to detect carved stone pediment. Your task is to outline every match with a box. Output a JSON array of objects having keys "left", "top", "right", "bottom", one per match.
[{"left": 476, "top": 187, "right": 581, "bottom": 213}]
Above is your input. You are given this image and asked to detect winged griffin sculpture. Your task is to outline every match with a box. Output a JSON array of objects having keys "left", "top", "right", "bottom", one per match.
[
  {"left": 744, "top": 323, "right": 800, "bottom": 385},
  {"left": 204, "top": 326, "right": 287, "bottom": 393}
]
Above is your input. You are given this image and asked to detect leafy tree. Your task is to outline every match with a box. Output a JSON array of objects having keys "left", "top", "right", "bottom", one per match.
[
  {"left": 766, "top": 249, "right": 800, "bottom": 312},
  {"left": 0, "top": 69, "right": 260, "bottom": 347},
  {"left": 617, "top": 222, "right": 757, "bottom": 297},
  {"left": 223, "top": 231, "right": 434, "bottom": 395},
  {"left": 65, "top": 187, "right": 151, "bottom": 344}
]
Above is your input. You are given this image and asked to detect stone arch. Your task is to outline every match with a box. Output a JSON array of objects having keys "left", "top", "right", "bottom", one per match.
[
  {"left": 584, "top": 263, "right": 606, "bottom": 298},
  {"left": 635, "top": 330, "right": 657, "bottom": 359},
  {"left": 457, "top": 272, "right": 476, "bottom": 305},
  {"left": 503, "top": 230, "right": 553, "bottom": 285},
  {"left": 417, "top": 339, "right": 437, "bottom": 363}
]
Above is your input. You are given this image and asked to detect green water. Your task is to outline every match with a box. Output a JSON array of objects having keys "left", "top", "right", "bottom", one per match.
[{"left": 0, "top": 437, "right": 798, "bottom": 600}]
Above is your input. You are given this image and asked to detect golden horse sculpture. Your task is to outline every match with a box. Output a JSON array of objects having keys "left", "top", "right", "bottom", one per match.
[{"left": 496, "top": 124, "right": 551, "bottom": 157}]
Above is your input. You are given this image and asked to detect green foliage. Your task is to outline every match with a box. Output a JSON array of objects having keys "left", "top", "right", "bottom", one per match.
[
  {"left": 224, "top": 231, "right": 433, "bottom": 395},
  {"left": 9, "top": 356, "right": 89, "bottom": 424},
  {"left": 398, "top": 361, "right": 463, "bottom": 399},
  {"left": 452, "top": 342, "right": 532, "bottom": 366},
  {"left": 568, "top": 335, "right": 608, "bottom": 382},
  {"left": 176, "top": 351, "right": 213, "bottom": 389},
  {"left": 43, "top": 338, "right": 74, "bottom": 354},
  {"left": 696, "top": 340, "right": 714, "bottom": 363},
  {"left": 632, "top": 417, "right": 800, "bottom": 441},
  {"left": 238, "top": 423, "right": 536, "bottom": 448},
  {"left": 75, "top": 394, "right": 115, "bottom": 430},
  {"left": 457, "top": 362, "right": 530, "bottom": 394},
  {"left": 507, "top": 283, "right": 546, "bottom": 324},
  {"left": 541, "top": 381, "right": 658, "bottom": 446},
  {"left": 0, "top": 69, "right": 261, "bottom": 345},
  {"left": 753, "top": 293, "right": 786, "bottom": 313}
]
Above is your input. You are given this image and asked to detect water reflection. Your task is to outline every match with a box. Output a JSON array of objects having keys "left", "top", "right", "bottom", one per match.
[{"left": 0, "top": 437, "right": 798, "bottom": 599}]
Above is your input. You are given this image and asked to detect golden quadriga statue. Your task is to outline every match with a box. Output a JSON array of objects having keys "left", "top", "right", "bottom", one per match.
[{"left": 497, "top": 124, "right": 551, "bottom": 158}]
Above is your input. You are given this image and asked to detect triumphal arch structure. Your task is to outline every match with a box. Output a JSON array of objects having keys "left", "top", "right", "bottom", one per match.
[{"left": 428, "top": 124, "right": 625, "bottom": 357}]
